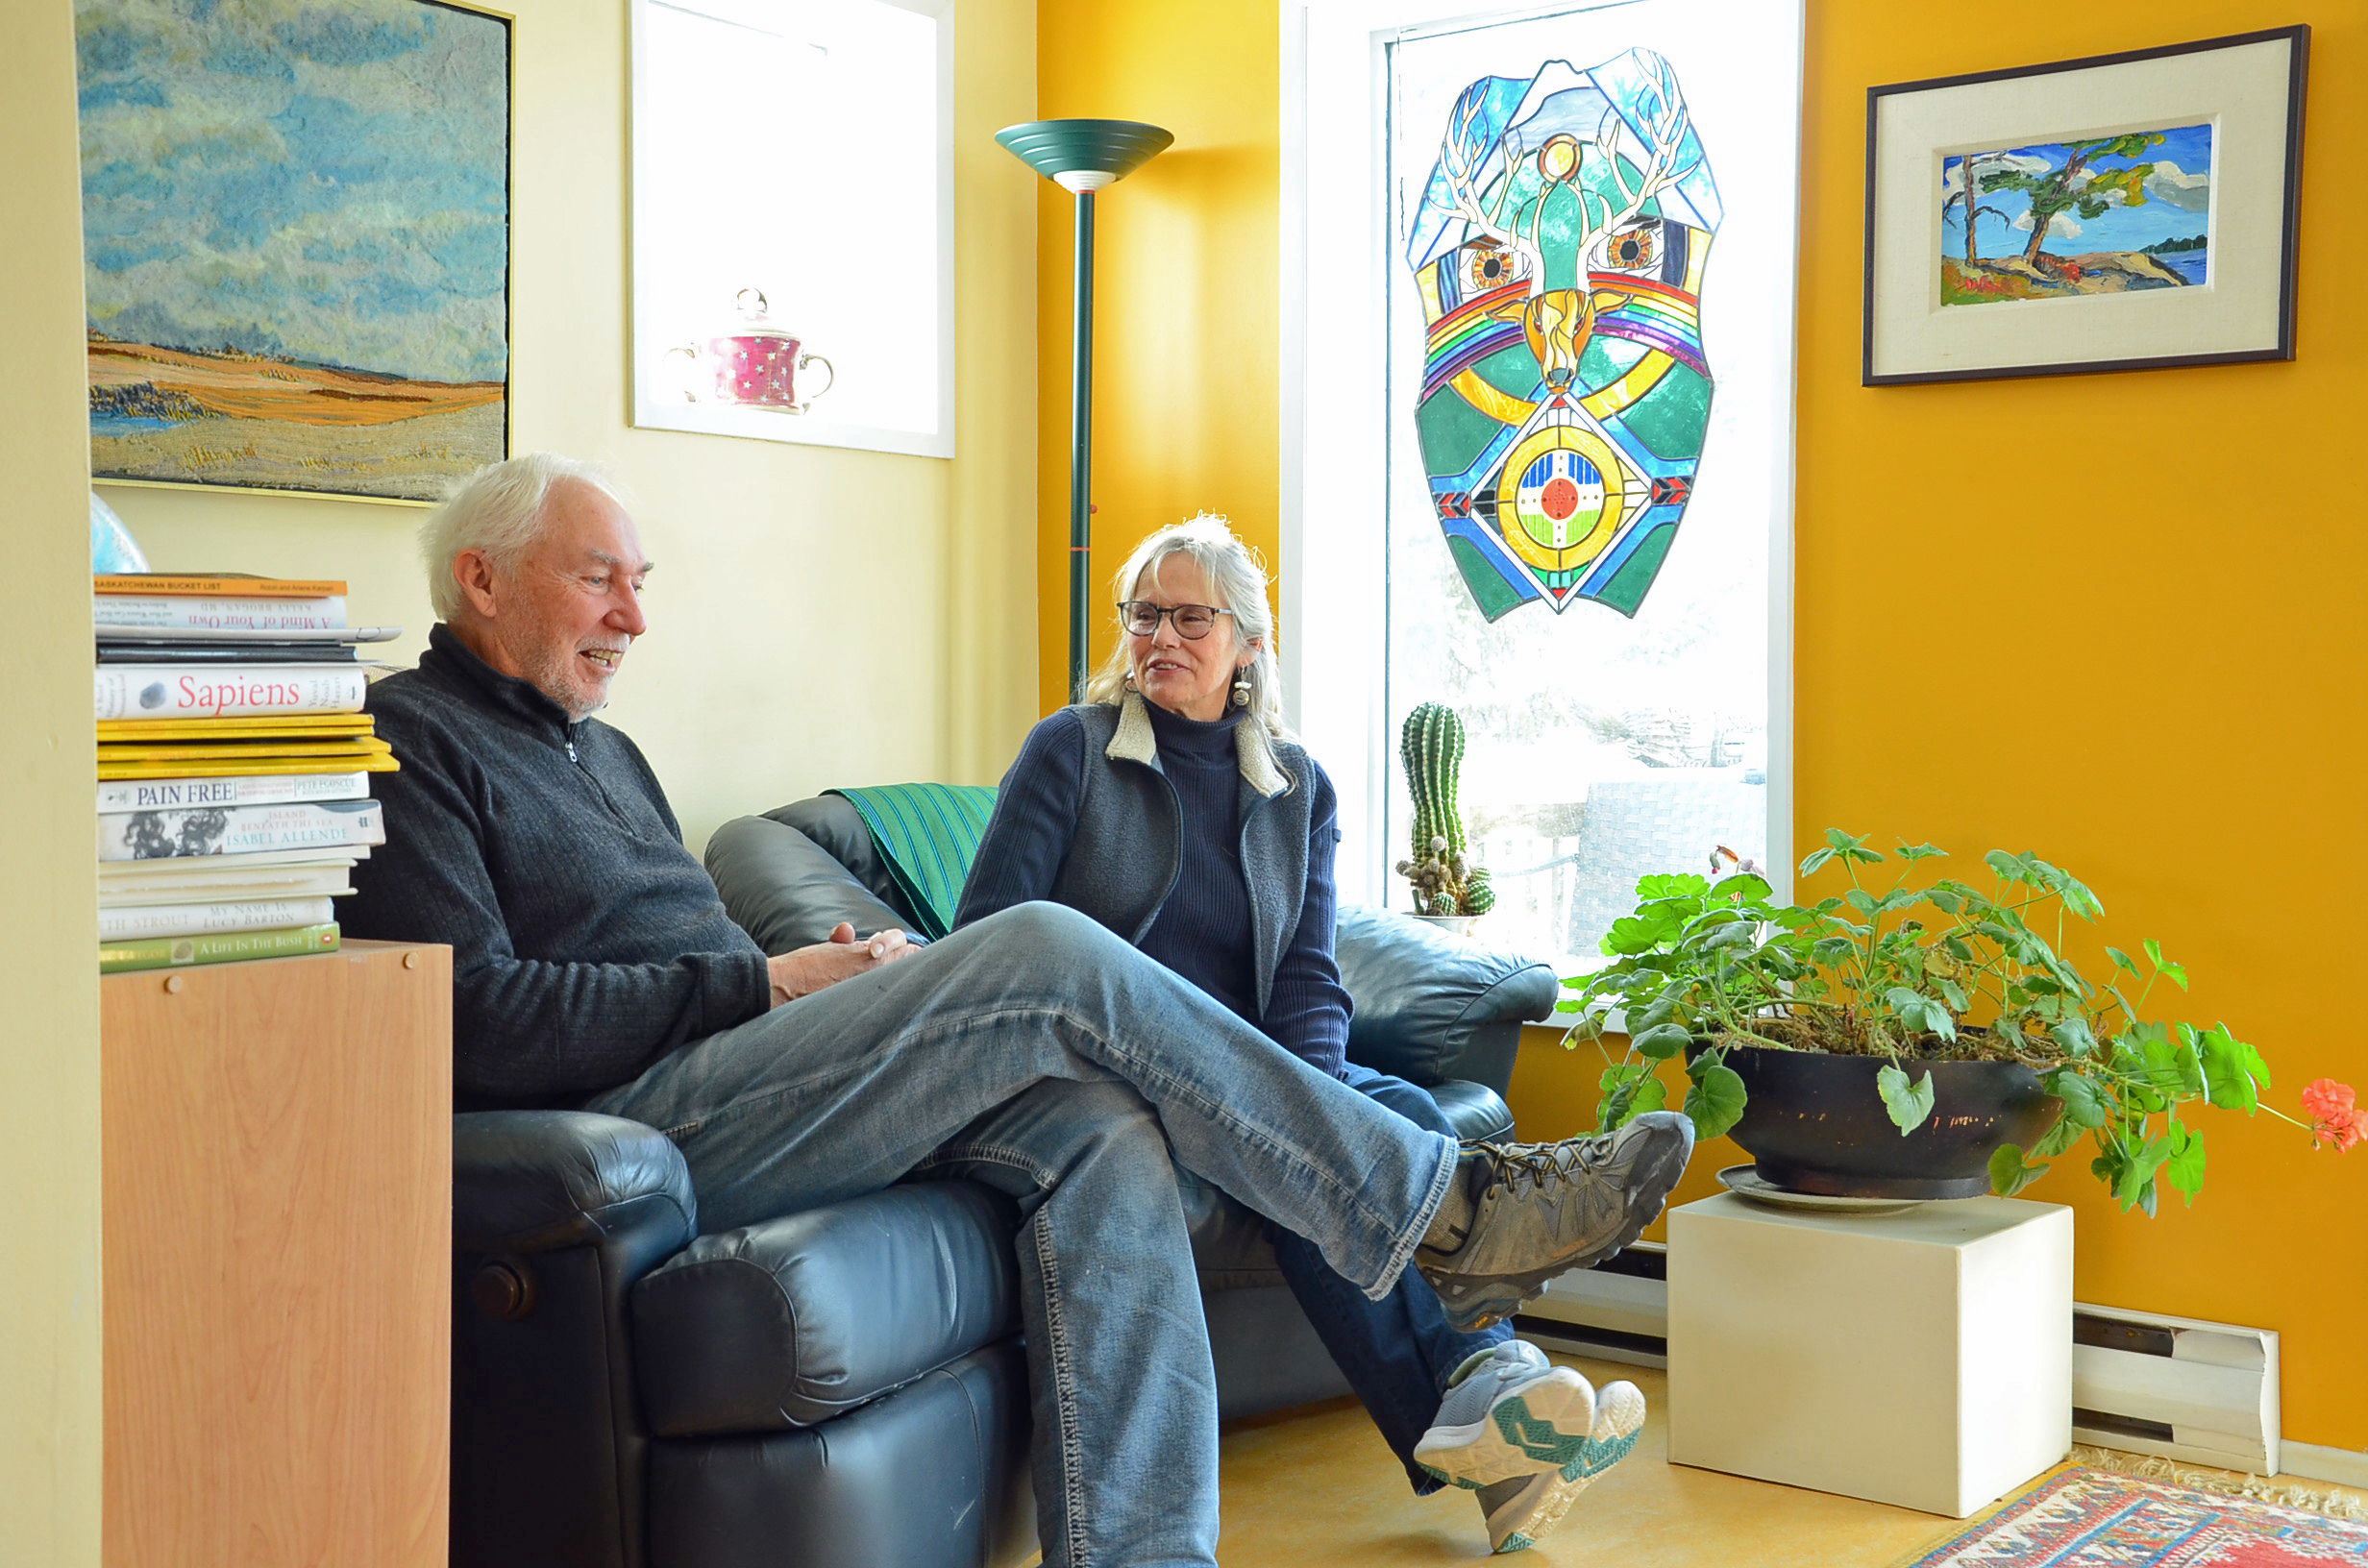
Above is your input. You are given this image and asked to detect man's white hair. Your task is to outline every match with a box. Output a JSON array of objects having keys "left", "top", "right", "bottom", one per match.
[{"left": 421, "top": 453, "right": 632, "bottom": 621}]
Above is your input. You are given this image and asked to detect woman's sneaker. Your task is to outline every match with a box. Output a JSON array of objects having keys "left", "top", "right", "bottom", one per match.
[
  {"left": 1473, "top": 1378, "right": 1649, "bottom": 1554},
  {"left": 1416, "top": 1113, "right": 1695, "bottom": 1332},
  {"left": 1412, "top": 1341, "right": 1596, "bottom": 1490}
]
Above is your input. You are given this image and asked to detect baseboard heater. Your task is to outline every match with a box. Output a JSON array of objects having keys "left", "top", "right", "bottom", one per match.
[
  {"left": 1516, "top": 1251, "right": 2282, "bottom": 1476},
  {"left": 2071, "top": 1303, "right": 2280, "bottom": 1475},
  {"left": 1517, "top": 1242, "right": 1669, "bottom": 1368}
]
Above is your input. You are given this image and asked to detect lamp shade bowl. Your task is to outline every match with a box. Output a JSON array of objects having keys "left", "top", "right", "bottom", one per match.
[{"left": 995, "top": 119, "right": 1173, "bottom": 193}]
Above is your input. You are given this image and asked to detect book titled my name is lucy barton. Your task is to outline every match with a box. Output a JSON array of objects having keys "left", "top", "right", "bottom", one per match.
[
  {"left": 96, "top": 799, "right": 385, "bottom": 862},
  {"left": 94, "top": 664, "right": 367, "bottom": 721}
]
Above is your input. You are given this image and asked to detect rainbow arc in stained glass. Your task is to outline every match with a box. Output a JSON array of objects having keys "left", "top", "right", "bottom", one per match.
[{"left": 1404, "top": 50, "right": 1721, "bottom": 621}]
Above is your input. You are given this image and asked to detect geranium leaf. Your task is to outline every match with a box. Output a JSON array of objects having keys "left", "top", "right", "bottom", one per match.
[
  {"left": 1877, "top": 1064, "right": 1936, "bottom": 1136},
  {"left": 1683, "top": 1063, "right": 1748, "bottom": 1141},
  {"left": 1989, "top": 1143, "right": 2048, "bottom": 1197}
]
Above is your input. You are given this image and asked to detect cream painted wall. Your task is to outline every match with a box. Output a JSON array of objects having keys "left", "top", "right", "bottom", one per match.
[
  {"left": 98, "top": 0, "right": 1040, "bottom": 845},
  {"left": 0, "top": 2, "right": 103, "bottom": 1562}
]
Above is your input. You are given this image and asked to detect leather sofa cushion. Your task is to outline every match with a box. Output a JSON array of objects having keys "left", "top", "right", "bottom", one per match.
[
  {"left": 631, "top": 1182, "right": 1020, "bottom": 1436},
  {"left": 1337, "top": 906, "right": 1561, "bottom": 1086},
  {"left": 705, "top": 815, "right": 912, "bottom": 955},
  {"left": 1185, "top": 1078, "right": 1513, "bottom": 1287}
]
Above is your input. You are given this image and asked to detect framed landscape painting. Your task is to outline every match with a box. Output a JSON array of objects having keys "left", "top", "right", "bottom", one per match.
[
  {"left": 1863, "top": 27, "right": 2306, "bottom": 385},
  {"left": 75, "top": 0, "right": 512, "bottom": 503}
]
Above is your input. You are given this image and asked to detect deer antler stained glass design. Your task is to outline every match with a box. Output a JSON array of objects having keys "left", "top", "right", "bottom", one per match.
[{"left": 1405, "top": 51, "right": 1720, "bottom": 622}]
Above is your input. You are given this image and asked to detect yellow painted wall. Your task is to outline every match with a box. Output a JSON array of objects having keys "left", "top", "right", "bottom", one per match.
[
  {"left": 0, "top": 2, "right": 104, "bottom": 1562},
  {"left": 1032, "top": 0, "right": 1280, "bottom": 715},
  {"left": 1048, "top": 2, "right": 2368, "bottom": 1448},
  {"left": 95, "top": 0, "right": 1041, "bottom": 842}
]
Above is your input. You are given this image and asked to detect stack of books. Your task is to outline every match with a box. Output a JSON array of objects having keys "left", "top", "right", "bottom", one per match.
[{"left": 93, "top": 573, "right": 403, "bottom": 974}]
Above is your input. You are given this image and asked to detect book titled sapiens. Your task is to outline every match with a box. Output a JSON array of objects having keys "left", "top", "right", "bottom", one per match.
[
  {"left": 96, "top": 799, "right": 385, "bottom": 861},
  {"left": 94, "top": 664, "right": 368, "bottom": 721}
]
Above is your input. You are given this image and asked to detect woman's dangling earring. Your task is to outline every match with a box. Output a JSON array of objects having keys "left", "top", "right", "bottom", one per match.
[
  {"left": 1123, "top": 667, "right": 1139, "bottom": 692},
  {"left": 1231, "top": 669, "right": 1252, "bottom": 708}
]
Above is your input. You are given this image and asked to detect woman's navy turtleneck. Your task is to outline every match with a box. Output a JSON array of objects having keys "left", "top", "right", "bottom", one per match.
[{"left": 1137, "top": 698, "right": 1261, "bottom": 1029}]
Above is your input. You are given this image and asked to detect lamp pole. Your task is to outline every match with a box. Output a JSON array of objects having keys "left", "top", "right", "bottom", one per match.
[
  {"left": 995, "top": 118, "right": 1174, "bottom": 704},
  {"left": 1068, "top": 188, "right": 1096, "bottom": 705}
]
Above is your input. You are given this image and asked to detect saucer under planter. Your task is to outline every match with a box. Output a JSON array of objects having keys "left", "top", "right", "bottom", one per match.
[
  {"left": 1692, "top": 1043, "right": 2062, "bottom": 1200},
  {"left": 1412, "top": 914, "right": 1483, "bottom": 938}
]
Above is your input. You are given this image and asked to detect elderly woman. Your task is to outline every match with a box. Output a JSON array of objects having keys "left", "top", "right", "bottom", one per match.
[{"left": 954, "top": 516, "right": 1643, "bottom": 1553}]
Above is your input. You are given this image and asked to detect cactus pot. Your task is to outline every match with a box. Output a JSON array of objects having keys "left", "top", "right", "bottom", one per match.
[
  {"left": 1412, "top": 914, "right": 1483, "bottom": 938},
  {"left": 1690, "top": 1042, "right": 2062, "bottom": 1200}
]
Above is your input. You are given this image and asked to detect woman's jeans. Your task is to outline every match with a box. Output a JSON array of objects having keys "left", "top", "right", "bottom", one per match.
[
  {"left": 584, "top": 902, "right": 1459, "bottom": 1568},
  {"left": 1270, "top": 1061, "right": 1515, "bottom": 1493}
]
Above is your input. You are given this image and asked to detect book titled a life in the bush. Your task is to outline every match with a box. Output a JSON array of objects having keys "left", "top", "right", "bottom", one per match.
[
  {"left": 96, "top": 770, "right": 373, "bottom": 814},
  {"left": 94, "top": 664, "right": 369, "bottom": 721},
  {"left": 99, "top": 921, "right": 340, "bottom": 975},
  {"left": 96, "top": 799, "right": 385, "bottom": 861}
]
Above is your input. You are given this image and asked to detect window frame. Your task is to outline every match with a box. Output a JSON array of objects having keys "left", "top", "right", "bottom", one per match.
[
  {"left": 1280, "top": 0, "right": 1800, "bottom": 945},
  {"left": 626, "top": 0, "right": 957, "bottom": 460}
]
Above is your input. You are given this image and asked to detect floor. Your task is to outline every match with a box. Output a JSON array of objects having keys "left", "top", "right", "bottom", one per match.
[{"left": 1214, "top": 1354, "right": 1976, "bottom": 1568}]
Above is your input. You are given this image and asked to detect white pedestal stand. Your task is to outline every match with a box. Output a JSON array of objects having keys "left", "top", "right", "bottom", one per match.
[{"left": 1665, "top": 1191, "right": 2073, "bottom": 1518}]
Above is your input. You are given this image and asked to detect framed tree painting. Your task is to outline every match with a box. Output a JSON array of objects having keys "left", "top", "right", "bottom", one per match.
[
  {"left": 1863, "top": 27, "right": 2306, "bottom": 385},
  {"left": 75, "top": 0, "right": 512, "bottom": 503}
]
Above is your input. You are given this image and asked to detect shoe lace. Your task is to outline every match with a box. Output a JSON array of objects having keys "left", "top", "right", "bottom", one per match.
[{"left": 1476, "top": 1136, "right": 1610, "bottom": 1196}]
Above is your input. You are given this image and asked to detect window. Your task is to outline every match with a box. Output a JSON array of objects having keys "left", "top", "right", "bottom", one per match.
[
  {"left": 1287, "top": 0, "right": 1801, "bottom": 967},
  {"left": 629, "top": 0, "right": 953, "bottom": 457}
]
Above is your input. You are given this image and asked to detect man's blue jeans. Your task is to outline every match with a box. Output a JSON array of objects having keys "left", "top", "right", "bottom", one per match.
[
  {"left": 583, "top": 902, "right": 1459, "bottom": 1568},
  {"left": 1270, "top": 1062, "right": 1514, "bottom": 1494}
]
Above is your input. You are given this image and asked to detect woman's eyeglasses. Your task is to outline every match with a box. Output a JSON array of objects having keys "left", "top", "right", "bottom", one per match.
[{"left": 1118, "top": 601, "right": 1235, "bottom": 640}]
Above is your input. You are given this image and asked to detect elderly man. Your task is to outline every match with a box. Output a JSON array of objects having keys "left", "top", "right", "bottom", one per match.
[{"left": 344, "top": 453, "right": 1693, "bottom": 1568}]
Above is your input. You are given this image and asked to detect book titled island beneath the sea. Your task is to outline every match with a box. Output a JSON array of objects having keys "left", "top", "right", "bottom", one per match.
[
  {"left": 94, "top": 664, "right": 368, "bottom": 721},
  {"left": 96, "top": 799, "right": 385, "bottom": 861}
]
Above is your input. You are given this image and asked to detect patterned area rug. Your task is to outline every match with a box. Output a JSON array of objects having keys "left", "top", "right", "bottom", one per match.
[{"left": 1896, "top": 1466, "right": 2368, "bottom": 1567}]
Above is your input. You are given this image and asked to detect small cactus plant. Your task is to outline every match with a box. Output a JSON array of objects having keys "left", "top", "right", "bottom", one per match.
[{"left": 1394, "top": 703, "right": 1496, "bottom": 918}]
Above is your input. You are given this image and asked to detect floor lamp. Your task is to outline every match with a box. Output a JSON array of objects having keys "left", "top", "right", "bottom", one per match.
[{"left": 995, "top": 118, "right": 1173, "bottom": 702}]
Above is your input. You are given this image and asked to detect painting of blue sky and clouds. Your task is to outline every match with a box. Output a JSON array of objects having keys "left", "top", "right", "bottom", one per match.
[{"left": 75, "top": 0, "right": 509, "bottom": 500}]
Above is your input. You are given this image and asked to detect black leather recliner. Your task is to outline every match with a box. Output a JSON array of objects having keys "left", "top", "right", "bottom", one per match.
[{"left": 449, "top": 795, "right": 1560, "bottom": 1568}]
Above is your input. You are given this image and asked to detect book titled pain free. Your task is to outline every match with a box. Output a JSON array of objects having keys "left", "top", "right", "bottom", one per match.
[
  {"left": 96, "top": 770, "right": 372, "bottom": 814},
  {"left": 94, "top": 664, "right": 368, "bottom": 721},
  {"left": 96, "top": 799, "right": 385, "bottom": 862}
]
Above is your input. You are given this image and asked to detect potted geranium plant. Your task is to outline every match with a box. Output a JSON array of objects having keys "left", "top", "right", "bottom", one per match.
[{"left": 1564, "top": 831, "right": 2360, "bottom": 1210}]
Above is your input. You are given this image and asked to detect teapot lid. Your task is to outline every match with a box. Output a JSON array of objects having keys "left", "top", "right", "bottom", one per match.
[{"left": 722, "top": 287, "right": 800, "bottom": 340}]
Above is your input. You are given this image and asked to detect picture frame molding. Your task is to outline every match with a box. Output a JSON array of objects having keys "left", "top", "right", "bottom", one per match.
[
  {"left": 81, "top": 0, "right": 517, "bottom": 507},
  {"left": 1860, "top": 23, "right": 2308, "bottom": 387}
]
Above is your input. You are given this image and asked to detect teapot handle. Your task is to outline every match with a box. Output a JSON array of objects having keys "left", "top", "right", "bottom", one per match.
[
  {"left": 664, "top": 342, "right": 703, "bottom": 404},
  {"left": 792, "top": 353, "right": 834, "bottom": 414}
]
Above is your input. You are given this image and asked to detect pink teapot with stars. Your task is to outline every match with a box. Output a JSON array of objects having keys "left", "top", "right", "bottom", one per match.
[{"left": 668, "top": 289, "right": 834, "bottom": 414}]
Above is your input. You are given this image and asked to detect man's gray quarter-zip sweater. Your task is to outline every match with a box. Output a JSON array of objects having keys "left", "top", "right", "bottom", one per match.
[{"left": 343, "top": 624, "right": 772, "bottom": 1110}]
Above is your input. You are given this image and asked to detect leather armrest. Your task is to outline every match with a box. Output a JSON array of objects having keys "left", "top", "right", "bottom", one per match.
[
  {"left": 631, "top": 1182, "right": 1021, "bottom": 1436},
  {"left": 705, "top": 814, "right": 912, "bottom": 954},
  {"left": 454, "top": 1110, "right": 697, "bottom": 1256},
  {"left": 1429, "top": 1080, "right": 1516, "bottom": 1144},
  {"left": 1337, "top": 905, "right": 1560, "bottom": 1090}
]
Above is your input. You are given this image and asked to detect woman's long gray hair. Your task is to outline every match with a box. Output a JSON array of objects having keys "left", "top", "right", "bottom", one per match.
[{"left": 1085, "top": 514, "right": 1293, "bottom": 778}]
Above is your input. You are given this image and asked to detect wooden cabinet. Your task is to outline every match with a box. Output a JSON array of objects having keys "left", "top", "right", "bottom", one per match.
[{"left": 102, "top": 940, "right": 452, "bottom": 1568}]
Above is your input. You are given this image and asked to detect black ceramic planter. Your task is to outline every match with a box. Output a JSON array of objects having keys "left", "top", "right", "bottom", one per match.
[{"left": 1697, "top": 1043, "right": 2064, "bottom": 1199}]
